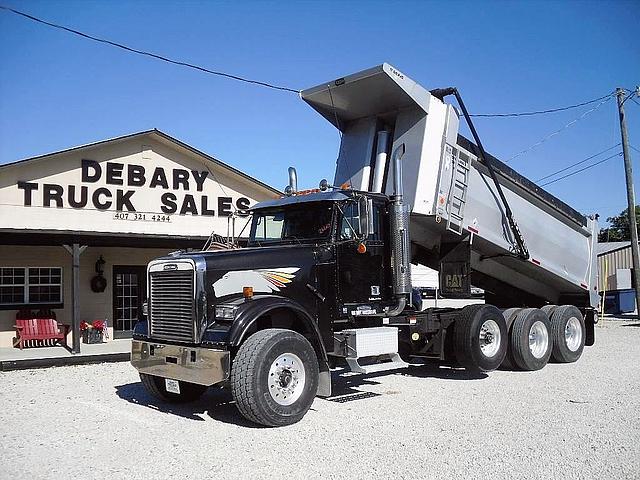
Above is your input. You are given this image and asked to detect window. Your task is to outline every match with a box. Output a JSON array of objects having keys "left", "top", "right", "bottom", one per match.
[
  {"left": 0, "top": 268, "right": 25, "bottom": 304},
  {"left": 249, "top": 203, "right": 334, "bottom": 245},
  {"left": 28, "top": 268, "right": 63, "bottom": 303},
  {"left": 0, "top": 267, "right": 63, "bottom": 307},
  {"left": 339, "top": 202, "right": 361, "bottom": 240},
  {"left": 339, "top": 201, "right": 384, "bottom": 242},
  {"left": 253, "top": 213, "right": 285, "bottom": 242}
]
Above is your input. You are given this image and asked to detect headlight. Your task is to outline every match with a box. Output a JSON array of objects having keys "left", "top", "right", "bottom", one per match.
[
  {"left": 142, "top": 301, "right": 148, "bottom": 316},
  {"left": 215, "top": 305, "right": 237, "bottom": 320}
]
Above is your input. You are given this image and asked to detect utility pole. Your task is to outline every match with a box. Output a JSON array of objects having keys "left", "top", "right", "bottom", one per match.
[{"left": 616, "top": 88, "right": 640, "bottom": 314}]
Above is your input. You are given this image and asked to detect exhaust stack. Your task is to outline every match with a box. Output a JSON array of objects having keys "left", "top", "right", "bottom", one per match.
[
  {"left": 287, "top": 167, "right": 298, "bottom": 195},
  {"left": 371, "top": 131, "right": 389, "bottom": 193},
  {"left": 390, "top": 144, "right": 411, "bottom": 298}
]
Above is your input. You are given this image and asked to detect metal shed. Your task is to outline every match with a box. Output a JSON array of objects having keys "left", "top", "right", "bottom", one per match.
[{"left": 597, "top": 241, "right": 634, "bottom": 291}]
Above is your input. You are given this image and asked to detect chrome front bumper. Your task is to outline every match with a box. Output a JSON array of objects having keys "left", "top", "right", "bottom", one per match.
[{"left": 131, "top": 340, "right": 230, "bottom": 386}]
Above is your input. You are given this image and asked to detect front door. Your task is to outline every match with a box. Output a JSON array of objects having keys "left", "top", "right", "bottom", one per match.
[
  {"left": 112, "top": 266, "right": 146, "bottom": 335},
  {"left": 336, "top": 201, "right": 388, "bottom": 311}
]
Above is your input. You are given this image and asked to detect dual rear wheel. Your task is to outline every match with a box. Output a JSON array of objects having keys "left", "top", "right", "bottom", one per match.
[
  {"left": 507, "top": 308, "right": 553, "bottom": 371},
  {"left": 453, "top": 303, "right": 586, "bottom": 373},
  {"left": 500, "top": 305, "right": 585, "bottom": 371}
]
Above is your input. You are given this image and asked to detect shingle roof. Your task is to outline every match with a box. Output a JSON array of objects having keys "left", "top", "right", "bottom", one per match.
[{"left": 0, "top": 128, "right": 281, "bottom": 196}]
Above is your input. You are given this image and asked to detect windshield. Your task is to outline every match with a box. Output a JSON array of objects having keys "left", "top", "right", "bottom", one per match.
[{"left": 249, "top": 203, "right": 334, "bottom": 245}]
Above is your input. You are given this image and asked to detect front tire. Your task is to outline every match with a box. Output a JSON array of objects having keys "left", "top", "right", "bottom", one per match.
[
  {"left": 454, "top": 304, "right": 508, "bottom": 372},
  {"left": 231, "top": 329, "right": 319, "bottom": 427},
  {"left": 139, "top": 373, "right": 208, "bottom": 403},
  {"left": 550, "top": 305, "right": 585, "bottom": 363}
]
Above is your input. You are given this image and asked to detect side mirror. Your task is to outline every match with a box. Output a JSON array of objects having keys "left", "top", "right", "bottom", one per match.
[{"left": 357, "top": 197, "right": 375, "bottom": 239}]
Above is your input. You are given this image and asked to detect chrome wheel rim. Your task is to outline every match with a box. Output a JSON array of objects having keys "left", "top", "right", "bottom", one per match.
[
  {"left": 529, "top": 320, "right": 549, "bottom": 359},
  {"left": 565, "top": 317, "right": 582, "bottom": 352},
  {"left": 479, "top": 319, "right": 501, "bottom": 358},
  {"left": 268, "top": 353, "right": 306, "bottom": 406}
]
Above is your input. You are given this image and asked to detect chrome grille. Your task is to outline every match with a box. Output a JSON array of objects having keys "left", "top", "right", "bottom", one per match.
[{"left": 149, "top": 268, "right": 195, "bottom": 342}]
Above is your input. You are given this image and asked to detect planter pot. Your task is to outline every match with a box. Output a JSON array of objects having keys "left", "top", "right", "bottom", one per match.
[{"left": 82, "top": 329, "right": 103, "bottom": 344}]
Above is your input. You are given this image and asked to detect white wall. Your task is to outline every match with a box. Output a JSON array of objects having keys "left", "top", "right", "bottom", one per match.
[{"left": 0, "top": 245, "right": 172, "bottom": 348}]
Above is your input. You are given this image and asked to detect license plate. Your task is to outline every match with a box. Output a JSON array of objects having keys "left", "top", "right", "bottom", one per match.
[{"left": 165, "top": 378, "right": 180, "bottom": 394}]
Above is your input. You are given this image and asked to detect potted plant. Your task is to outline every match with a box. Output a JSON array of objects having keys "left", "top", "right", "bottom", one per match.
[{"left": 80, "top": 320, "right": 107, "bottom": 344}]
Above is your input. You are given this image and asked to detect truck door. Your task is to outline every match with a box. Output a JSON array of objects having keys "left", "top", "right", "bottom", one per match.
[{"left": 336, "top": 201, "right": 388, "bottom": 310}]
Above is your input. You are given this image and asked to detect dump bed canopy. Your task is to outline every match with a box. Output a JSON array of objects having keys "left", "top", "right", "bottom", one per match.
[
  {"left": 302, "top": 63, "right": 588, "bottom": 228},
  {"left": 301, "top": 63, "right": 432, "bottom": 130}
]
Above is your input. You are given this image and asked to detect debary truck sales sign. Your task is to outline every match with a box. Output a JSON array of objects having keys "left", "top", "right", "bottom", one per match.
[
  {"left": 17, "top": 160, "right": 251, "bottom": 217},
  {"left": 0, "top": 135, "right": 276, "bottom": 238}
]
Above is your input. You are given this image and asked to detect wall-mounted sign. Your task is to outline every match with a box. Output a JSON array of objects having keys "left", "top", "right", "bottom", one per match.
[
  {"left": 0, "top": 132, "right": 277, "bottom": 237},
  {"left": 17, "top": 160, "right": 250, "bottom": 217}
]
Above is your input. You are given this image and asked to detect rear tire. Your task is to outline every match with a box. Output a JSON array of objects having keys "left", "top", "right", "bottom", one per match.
[
  {"left": 510, "top": 308, "right": 552, "bottom": 371},
  {"left": 231, "top": 329, "right": 319, "bottom": 427},
  {"left": 550, "top": 305, "right": 585, "bottom": 363},
  {"left": 454, "top": 304, "right": 508, "bottom": 372},
  {"left": 541, "top": 304, "right": 557, "bottom": 318},
  {"left": 500, "top": 308, "right": 522, "bottom": 369},
  {"left": 139, "top": 373, "right": 208, "bottom": 403}
]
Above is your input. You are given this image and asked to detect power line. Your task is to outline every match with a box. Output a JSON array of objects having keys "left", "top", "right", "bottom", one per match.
[
  {"left": 0, "top": 5, "right": 634, "bottom": 123},
  {"left": 631, "top": 145, "right": 640, "bottom": 154},
  {"left": 540, "top": 152, "right": 622, "bottom": 187},
  {"left": 470, "top": 92, "right": 615, "bottom": 118},
  {"left": 0, "top": 5, "right": 300, "bottom": 94},
  {"left": 620, "top": 90, "right": 639, "bottom": 107},
  {"left": 536, "top": 144, "right": 621, "bottom": 182},
  {"left": 507, "top": 95, "right": 614, "bottom": 162}
]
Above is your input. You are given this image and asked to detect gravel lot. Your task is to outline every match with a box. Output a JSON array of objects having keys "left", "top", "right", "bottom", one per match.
[{"left": 1, "top": 319, "right": 639, "bottom": 480}]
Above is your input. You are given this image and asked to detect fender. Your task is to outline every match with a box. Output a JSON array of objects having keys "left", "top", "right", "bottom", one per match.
[{"left": 228, "top": 295, "right": 331, "bottom": 396}]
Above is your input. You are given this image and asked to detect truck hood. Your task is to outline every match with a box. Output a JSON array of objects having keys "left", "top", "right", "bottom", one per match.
[{"left": 166, "top": 245, "right": 322, "bottom": 302}]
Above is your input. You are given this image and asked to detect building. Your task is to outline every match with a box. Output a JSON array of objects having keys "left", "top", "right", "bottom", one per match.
[
  {"left": 0, "top": 129, "right": 280, "bottom": 351},
  {"left": 597, "top": 241, "right": 634, "bottom": 291}
]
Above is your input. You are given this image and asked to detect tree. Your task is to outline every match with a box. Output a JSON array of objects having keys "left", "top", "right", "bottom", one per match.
[{"left": 598, "top": 205, "right": 640, "bottom": 242}]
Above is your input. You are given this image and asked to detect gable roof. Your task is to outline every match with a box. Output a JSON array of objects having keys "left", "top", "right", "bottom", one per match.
[{"left": 0, "top": 128, "right": 281, "bottom": 196}]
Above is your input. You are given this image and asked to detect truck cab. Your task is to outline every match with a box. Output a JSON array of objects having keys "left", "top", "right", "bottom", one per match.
[{"left": 249, "top": 190, "right": 394, "bottom": 315}]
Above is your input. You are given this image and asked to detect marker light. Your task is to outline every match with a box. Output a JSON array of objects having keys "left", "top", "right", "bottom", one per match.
[{"left": 243, "top": 286, "right": 254, "bottom": 299}]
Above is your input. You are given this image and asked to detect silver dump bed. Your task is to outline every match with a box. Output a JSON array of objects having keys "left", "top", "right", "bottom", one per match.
[{"left": 302, "top": 63, "right": 599, "bottom": 308}]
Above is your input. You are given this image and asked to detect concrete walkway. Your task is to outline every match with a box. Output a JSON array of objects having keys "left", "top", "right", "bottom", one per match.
[{"left": 0, "top": 338, "right": 131, "bottom": 371}]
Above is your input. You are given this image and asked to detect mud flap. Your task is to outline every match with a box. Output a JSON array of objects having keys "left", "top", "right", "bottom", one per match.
[
  {"left": 439, "top": 241, "right": 471, "bottom": 298},
  {"left": 584, "top": 309, "right": 596, "bottom": 347}
]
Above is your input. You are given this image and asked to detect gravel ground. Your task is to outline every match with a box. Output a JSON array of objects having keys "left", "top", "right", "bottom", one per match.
[{"left": 1, "top": 319, "right": 639, "bottom": 480}]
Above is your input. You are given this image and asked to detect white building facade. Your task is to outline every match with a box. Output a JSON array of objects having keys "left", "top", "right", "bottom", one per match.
[{"left": 0, "top": 130, "right": 280, "bottom": 350}]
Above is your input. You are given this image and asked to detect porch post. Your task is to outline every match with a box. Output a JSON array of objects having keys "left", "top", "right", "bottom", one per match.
[{"left": 63, "top": 243, "right": 87, "bottom": 354}]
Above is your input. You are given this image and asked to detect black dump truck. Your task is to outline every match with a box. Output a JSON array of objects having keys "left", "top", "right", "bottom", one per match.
[{"left": 131, "top": 64, "right": 598, "bottom": 426}]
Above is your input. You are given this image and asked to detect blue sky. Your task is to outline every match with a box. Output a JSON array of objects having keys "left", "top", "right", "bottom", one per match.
[{"left": 1, "top": 0, "right": 638, "bottom": 224}]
